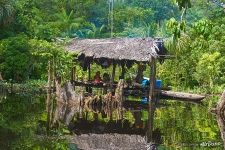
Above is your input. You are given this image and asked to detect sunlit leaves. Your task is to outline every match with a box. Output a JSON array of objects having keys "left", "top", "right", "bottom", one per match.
[
  {"left": 167, "top": 18, "right": 186, "bottom": 40},
  {"left": 194, "top": 52, "right": 222, "bottom": 89},
  {"left": 192, "top": 19, "right": 213, "bottom": 39}
]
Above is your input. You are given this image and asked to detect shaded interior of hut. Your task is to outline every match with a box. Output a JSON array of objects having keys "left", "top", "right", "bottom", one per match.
[{"left": 72, "top": 55, "right": 162, "bottom": 101}]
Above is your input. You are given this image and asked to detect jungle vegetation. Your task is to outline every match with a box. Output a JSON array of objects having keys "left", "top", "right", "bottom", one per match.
[
  {"left": 0, "top": 1, "right": 225, "bottom": 149},
  {"left": 0, "top": 0, "right": 224, "bottom": 94}
]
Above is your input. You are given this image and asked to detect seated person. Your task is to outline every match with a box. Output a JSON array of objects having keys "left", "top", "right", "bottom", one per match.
[
  {"left": 103, "top": 73, "right": 110, "bottom": 83},
  {"left": 133, "top": 74, "right": 143, "bottom": 87},
  {"left": 94, "top": 71, "right": 102, "bottom": 84}
]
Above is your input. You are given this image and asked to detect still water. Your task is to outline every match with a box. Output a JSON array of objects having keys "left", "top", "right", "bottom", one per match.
[{"left": 0, "top": 90, "right": 223, "bottom": 150}]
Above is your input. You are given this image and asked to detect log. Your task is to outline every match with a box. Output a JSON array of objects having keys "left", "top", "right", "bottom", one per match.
[{"left": 160, "top": 90, "right": 205, "bottom": 101}]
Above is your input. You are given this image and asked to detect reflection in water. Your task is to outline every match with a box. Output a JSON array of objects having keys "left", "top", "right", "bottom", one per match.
[
  {"left": 214, "top": 90, "right": 225, "bottom": 147},
  {"left": 52, "top": 97, "right": 156, "bottom": 149},
  {"left": 0, "top": 86, "right": 224, "bottom": 149},
  {"left": 50, "top": 93, "right": 224, "bottom": 149}
]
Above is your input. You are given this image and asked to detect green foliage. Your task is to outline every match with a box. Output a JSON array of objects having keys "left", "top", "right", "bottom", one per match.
[
  {"left": 192, "top": 19, "right": 213, "bottom": 39},
  {"left": 0, "top": 35, "right": 31, "bottom": 82},
  {"left": 167, "top": 18, "right": 186, "bottom": 39},
  {"left": 0, "top": 34, "right": 73, "bottom": 83},
  {"left": 0, "top": 0, "right": 14, "bottom": 26},
  {"left": 161, "top": 16, "right": 225, "bottom": 92},
  {"left": 194, "top": 52, "right": 222, "bottom": 89},
  {"left": 0, "top": 0, "right": 224, "bottom": 92},
  {"left": 174, "top": 0, "right": 191, "bottom": 10}
]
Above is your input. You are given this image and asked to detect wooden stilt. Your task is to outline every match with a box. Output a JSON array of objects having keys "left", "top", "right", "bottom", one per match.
[
  {"left": 88, "top": 62, "right": 91, "bottom": 81},
  {"left": 147, "top": 57, "right": 156, "bottom": 143},
  {"left": 148, "top": 57, "right": 156, "bottom": 104},
  {"left": 88, "top": 61, "right": 92, "bottom": 93},
  {"left": 146, "top": 101, "right": 155, "bottom": 143},
  {"left": 121, "top": 61, "right": 125, "bottom": 79},
  {"left": 110, "top": 61, "right": 116, "bottom": 92},
  {"left": 73, "top": 66, "right": 76, "bottom": 90},
  {"left": 71, "top": 67, "right": 74, "bottom": 82}
]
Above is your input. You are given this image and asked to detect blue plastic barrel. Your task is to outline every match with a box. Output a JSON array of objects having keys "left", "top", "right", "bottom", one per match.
[
  {"left": 141, "top": 79, "right": 162, "bottom": 88},
  {"left": 156, "top": 80, "right": 162, "bottom": 88},
  {"left": 141, "top": 79, "right": 149, "bottom": 87}
]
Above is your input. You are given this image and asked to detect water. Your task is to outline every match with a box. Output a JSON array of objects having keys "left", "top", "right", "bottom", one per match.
[{"left": 0, "top": 90, "right": 223, "bottom": 150}]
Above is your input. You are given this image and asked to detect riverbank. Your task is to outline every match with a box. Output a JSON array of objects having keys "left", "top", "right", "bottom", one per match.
[{"left": 0, "top": 80, "right": 47, "bottom": 94}]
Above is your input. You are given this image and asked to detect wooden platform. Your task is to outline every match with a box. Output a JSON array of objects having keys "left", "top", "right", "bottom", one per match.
[
  {"left": 73, "top": 81, "right": 205, "bottom": 102},
  {"left": 73, "top": 80, "right": 171, "bottom": 91}
]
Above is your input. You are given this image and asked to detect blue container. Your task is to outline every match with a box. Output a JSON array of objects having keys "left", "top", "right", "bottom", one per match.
[
  {"left": 141, "top": 79, "right": 150, "bottom": 87},
  {"left": 156, "top": 80, "right": 162, "bottom": 88},
  {"left": 141, "top": 97, "right": 149, "bottom": 104},
  {"left": 141, "top": 79, "right": 162, "bottom": 88}
]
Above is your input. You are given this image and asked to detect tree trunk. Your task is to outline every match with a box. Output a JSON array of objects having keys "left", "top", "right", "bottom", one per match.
[
  {"left": 0, "top": 72, "right": 3, "bottom": 81},
  {"left": 216, "top": 89, "right": 225, "bottom": 146}
]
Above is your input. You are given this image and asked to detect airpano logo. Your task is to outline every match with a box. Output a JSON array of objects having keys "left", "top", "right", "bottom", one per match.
[
  {"left": 180, "top": 141, "right": 223, "bottom": 147},
  {"left": 200, "top": 141, "right": 222, "bottom": 147}
]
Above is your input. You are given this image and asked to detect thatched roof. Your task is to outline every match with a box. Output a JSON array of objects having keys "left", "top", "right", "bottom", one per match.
[{"left": 66, "top": 38, "right": 167, "bottom": 62}]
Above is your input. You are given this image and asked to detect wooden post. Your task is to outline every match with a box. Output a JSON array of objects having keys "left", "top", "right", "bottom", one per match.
[
  {"left": 71, "top": 67, "right": 74, "bottom": 82},
  {"left": 110, "top": 60, "right": 116, "bottom": 92},
  {"left": 88, "top": 62, "right": 91, "bottom": 81},
  {"left": 71, "top": 66, "right": 75, "bottom": 90},
  {"left": 149, "top": 57, "right": 156, "bottom": 104},
  {"left": 88, "top": 61, "right": 92, "bottom": 93},
  {"left": 73, "top": 66, "right": 76, "bottom": 90},
  {"left": 121, "top": 61, "right": 125, "bottom": 79},
  {"left": 146, "top": 101, "right": 155, "bottom": 143},
  {"left": 147, "top": 57, "right": 156, "bottom": 143}
]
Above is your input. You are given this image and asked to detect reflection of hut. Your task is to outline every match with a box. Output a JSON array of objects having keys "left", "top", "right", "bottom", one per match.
[{"left": 66, "top": 38, "right": 168, "bottom": 103}]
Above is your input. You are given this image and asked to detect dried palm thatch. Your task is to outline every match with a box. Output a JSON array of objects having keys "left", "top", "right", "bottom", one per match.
[{"left": 66, "top": 38, "right": 166, "bottom": 62}]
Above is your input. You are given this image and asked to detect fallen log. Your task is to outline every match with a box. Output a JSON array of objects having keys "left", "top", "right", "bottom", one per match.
[{"left": 160, "top": 90, "right": 205, "bottom": 102}]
